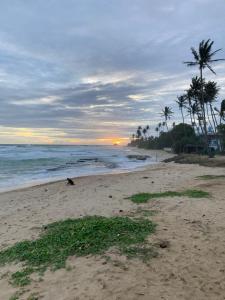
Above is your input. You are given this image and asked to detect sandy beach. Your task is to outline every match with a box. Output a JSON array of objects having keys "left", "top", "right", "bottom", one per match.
[{"left": 1, "top": 150, "right": 225, "bottom": 300}]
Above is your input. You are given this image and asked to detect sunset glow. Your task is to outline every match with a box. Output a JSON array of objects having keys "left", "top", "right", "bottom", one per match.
[{"left": 0, "top": 1, "right": 225, "bottom": 144}]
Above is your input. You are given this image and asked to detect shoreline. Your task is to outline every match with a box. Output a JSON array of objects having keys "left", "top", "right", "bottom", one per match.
[{"left": 0, "top": 148, "right": 173, "bottom": 194}]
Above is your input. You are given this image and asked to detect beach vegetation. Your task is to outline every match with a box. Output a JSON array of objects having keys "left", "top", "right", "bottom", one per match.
[
  {"left": 127, "top": 189, "right": 210, "bottom": 203},
  {"left": 9, "top": 294, "right": 20, "bottom": 300},
  {"left": 10, "top": 268, "right": 32, "bottom": 286},
  {"left": 0, "top": 216, "right": 156, "bottom": 287}
]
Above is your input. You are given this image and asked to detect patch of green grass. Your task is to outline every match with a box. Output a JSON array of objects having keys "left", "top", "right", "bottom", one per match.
[
  {"left": 196, "top": 175, "right": 225, "bottom": 180},
  {"left": 27, "top": 294, "right": 39, "bottom": 300},
  {"left": 10, "top": 268, "right": 33, "bottom": 287},
  {"left": 183, "top": 190, "right": 210, "bottom": 198},
  {"left": 127, "top": 189, "right": 210, "bottom": 203},
  {"left": 9, "top": 294, "right": 19, "bottom": 300},
  {"left": 0, "top": 216, "right": 156, "bottom": 286},
  {"left": 8, "top": 290, "right": 25, "bottom": 300}
]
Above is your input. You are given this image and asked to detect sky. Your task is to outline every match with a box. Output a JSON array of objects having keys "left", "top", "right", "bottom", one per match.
[{"left": 0, "top": 0, "right": 225, "bottom": 145}]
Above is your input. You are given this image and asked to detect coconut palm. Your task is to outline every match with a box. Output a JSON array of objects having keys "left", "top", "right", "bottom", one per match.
[
  {"left": 162, "top": 121, "right": 166, "bottom": 132},
  {"left": 184, "top": 39, "right": 224, "bottom": 75},
  {"left": 176, "top": 95, "right": 187, "bottom": 124},
  {"left": 161, "top": 106, "right": 173, "bottom": 131},
  {"left": 136, "top": 126, "right": 142, "bottom": 139},
  {"left": 157, "top": 122, "right": 162, "bottom": 133},
  {"left": 189, "top": 76, "right": 202, "bottom": 100},
  {"left": 187, "top": 77, "right": 205, "bottom": 131},
  {"left": 188, "top": 102, "right": 201, "bottom": 128},
  {"left": 185, "top": 89, "right": 194, "bottom": 125},
  {"left": 204, "top": 81, "right": 220, "bottom": 131},
  {"left": 184, "top": 39, "right": 225, "bottom": 151},
  {"left": 214, "top": 100, "right": 225, "bottom": 125},
  {"left": 145, "top": 125, "right": 150, "bottom": 138},
  {"left": 142, "top": 128, "right": 147, "bottom": 139}
]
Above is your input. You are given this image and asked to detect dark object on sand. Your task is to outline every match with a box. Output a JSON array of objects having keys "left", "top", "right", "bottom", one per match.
[
  {"left": 109, "top": 195, "right": 113, "bottom": 198},
  {"left": 67, "top": 178, "right": 74, "bottom": 185},
  {"left": 159, "top": 240, "right": 170, "bottom": 249},
  {"left": 142, "top": 176, "right": 149, "bottom": 179}
]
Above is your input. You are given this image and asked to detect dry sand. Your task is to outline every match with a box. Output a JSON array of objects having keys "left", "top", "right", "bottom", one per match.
[{"left": 0, "top": 150, "right": 225, "bottom": 299}]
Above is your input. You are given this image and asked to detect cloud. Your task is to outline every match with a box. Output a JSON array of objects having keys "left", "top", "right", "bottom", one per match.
[{"left": 0, "top": 0, "right": 225, "bottom": 143}]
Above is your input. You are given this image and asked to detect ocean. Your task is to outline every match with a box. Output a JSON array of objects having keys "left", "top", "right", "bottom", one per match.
[{"left": 0, "top": 145, "right": 156, "bottom": 191}]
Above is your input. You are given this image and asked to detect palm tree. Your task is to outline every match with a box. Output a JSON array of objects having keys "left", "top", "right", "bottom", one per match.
[
  {"left": 184, "top": 39, "right": 225, "bottom": 151},
  {"left": 157, "top": 122, "right": 162, "bottom": 134},
  {"left": 176, "top": 95, "right": 187, "bottom": 124},
  {"left": 161, "top": 106, "right": 173, "bottom": 131},
  {"left": 185, "top": 89, "right": 194, "bottom": 125},
  {"left": 214, "top": 100, "right": 225, "bottom": 125},
  {"left": 187, "top": 77, "right": 205, "bottom": 131},
  {"left": 145, "top": 125, "right": 150, "bottom": 138},
  {"left": 187, "top": 102, "right": 201, "bottom": 129},
  {"left": 184, "top": 39, "right": 224, "bottom": 75},
  {"left": 136, "top": 126, "right": 142, "bottom": 139},
  {"left": 204, "top": 81, "right": 220, "bottom": 132},
  {"left": 142, "top": 128, "right": 147, "bottom": 139},
  {"left": 189, "top": 76, "right": 202, "bottom": 99}
]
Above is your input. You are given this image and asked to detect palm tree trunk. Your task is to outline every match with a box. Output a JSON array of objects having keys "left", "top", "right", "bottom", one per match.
[
  {"left": 200, "top": 67, "right": 209, "bottom": 153},
  {"left": 181, "top": 108, "right": 185, "bottom": 124},
  {"left": 165, "top": 117, "right": 169, "bottom": 132},
  {"left": 197, "top": 112, "right": 204, "bottom": 135},
  {"left": 187, "top": 98, "right": 193, "bottom": 125},
  {"left": 206, "top": 104, "right": 215, "bottom": 133},
  {"left": 210, "top": 104, "right": 218, "bottom": 131},
  {"left": 193, "top": 113, "right": 198, "bottom": 134}
]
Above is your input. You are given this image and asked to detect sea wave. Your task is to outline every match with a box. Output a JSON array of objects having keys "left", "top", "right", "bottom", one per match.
[{"left": 0, "top": 145, "right": 153, "bottom": 190}]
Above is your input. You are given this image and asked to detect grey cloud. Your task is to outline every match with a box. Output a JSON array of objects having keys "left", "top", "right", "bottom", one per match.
[{"left": 0, "top": 0, "right": 225, "bottom": 142}]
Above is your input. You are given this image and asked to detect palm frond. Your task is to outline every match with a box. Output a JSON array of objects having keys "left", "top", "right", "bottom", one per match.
[
  {"left": 191, "top": 47, "right": 199, "bottom": 61},
  {"left": 186, "top": 39, "right": 224, "bottom": 74},
  {"left": 209, "top": 58, "right": 225, "bottom": 62},
  {"left": 209, "top": 48, "right": 222, "bottom": 57},
  {"left": 183, "top": 61, "right": 198, "bottom": 66},
  {"left": 206, "top": 63, "right": 216, "bottom": 74}
]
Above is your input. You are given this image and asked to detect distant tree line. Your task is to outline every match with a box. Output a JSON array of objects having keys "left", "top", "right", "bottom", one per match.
[{"left": 129, "top": 40, "right": 225, "bottom": 154}]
